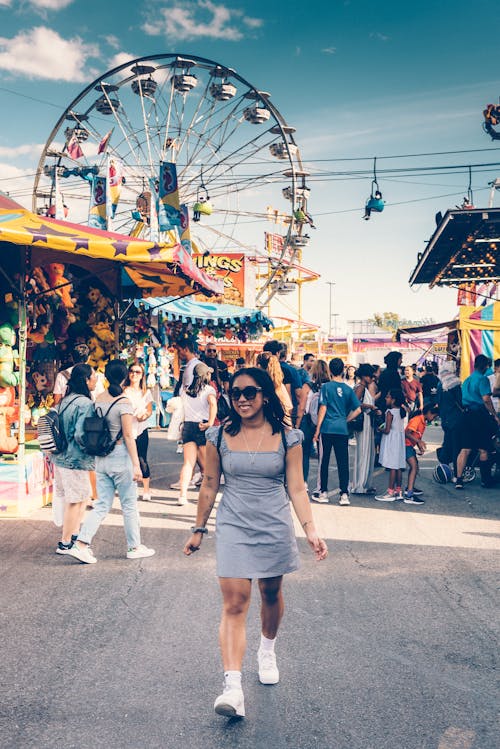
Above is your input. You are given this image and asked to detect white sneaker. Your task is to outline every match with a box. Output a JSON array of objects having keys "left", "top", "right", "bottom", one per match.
[
  {"left": 176, "top": 443, "right": 183, "bottom": 454},
  {"left": 339, "top": 493, "right": 350, "bottom": 506},
  {"left": 258, "top": 649, "right": 279, "bottom": 685},
  {"left": 126, "top": 544, "right": 155, "bottom": 559},
  {"left": 214, "top": 688, "right": 245, "bottom": 718},
  {"left": 67, "top": 543, "right": 97, "bottom": 564},
  {"left": 141, "top": 494, "right": 151, "bottom": 502},
  {"left": 177, "top": 496, "right": 188, "bottom": 506},
  {"left": 170, "top": 479, "right": 198, "bottom": 490},
  {"left": 311, "top": 491, "right": 329, "bottom": 503},
  {"left": 192, "top": 471, "right": 203, "bottom": 486}
]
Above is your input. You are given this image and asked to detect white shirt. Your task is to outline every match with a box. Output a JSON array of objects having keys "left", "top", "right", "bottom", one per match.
[
  {"left": 124, "top": 387, "right": 154, "bottom": 437},
  {"left": 180, "top": 357, "right": 201, "bottom": 392},
  {"left": 53, "top": 367, "right": 105, "bottom": 401},
  {"left": 489, "top": 372, "right": 500, "bottom": 412},
  {"left": 181, "top": 385, "right": 216, "bottom": 422}
]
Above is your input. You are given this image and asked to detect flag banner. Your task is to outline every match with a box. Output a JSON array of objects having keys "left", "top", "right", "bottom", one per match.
[
  {"left": 98, "top": 129, "right": 113, "bottom": 154},
  {"left": 158, "top": 161, "right": 181, "bottom": 231},
  {"left": 88, "top": 176, "right": 107, "bottom": 230},
  {"left": 180, "top": 203, "right": 192, "bottom": 255},
  {"left": 66, "top": 133, "right": 84, "bottom": 160},
  {"left": 108, "top": 157, "right": 124, "bottom": 220},
  {"left": 149, "top": 179, "right": 159, "bottom": 242}
]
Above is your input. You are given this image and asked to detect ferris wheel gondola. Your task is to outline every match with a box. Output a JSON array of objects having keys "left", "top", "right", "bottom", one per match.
[{"left": 32, "top": 53, "right": 311, "bottom": 307}]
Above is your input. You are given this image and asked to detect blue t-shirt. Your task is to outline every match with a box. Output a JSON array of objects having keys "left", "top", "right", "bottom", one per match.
[
  {"left": 319, "top": 381, "right": 361, "bottom": 435},
  {"left": 297, "top": 367, "right": 311, "bottom": 386},
  {"left": 280, "top": 362, "right": 302, "bottom": 409},
  {"left": 462, "top": 370, "right": 491, "bottom": 410}
]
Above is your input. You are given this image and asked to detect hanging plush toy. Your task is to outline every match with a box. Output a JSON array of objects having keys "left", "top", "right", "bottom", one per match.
[
  {"left": 0, "top": 386, "right": 18, "bottom": 454},
  {"left": 0, "top": 323, "right": 19, "bottom": 388},
  {"left": 45, "top": 263, "right": 74, "bottom": 309}
]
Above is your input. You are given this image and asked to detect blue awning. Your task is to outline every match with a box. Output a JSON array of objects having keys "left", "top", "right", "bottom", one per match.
[{"left": 137, "top": 296, "right": 273, "bottom": 328}]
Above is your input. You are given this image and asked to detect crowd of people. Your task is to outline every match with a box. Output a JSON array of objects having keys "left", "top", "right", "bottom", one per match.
[{"left": 46, "top": 337, "right": 499, "bottom": 719}]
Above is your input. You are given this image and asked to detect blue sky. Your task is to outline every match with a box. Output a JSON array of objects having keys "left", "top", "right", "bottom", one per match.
[{"left": 1, "top": 0, "right": 500, "bottom": 334}]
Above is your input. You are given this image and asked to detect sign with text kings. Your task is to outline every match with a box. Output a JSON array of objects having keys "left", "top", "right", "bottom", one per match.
[{"left": 193, "top": 253, "right": 256, "bottom": 307}]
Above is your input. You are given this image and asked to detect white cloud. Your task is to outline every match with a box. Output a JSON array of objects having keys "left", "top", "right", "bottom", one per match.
[
  {"left": 370, "top": 31, "right": 390, "bottom": 42},
  {"left": 109, "top": 52, "right": 137, "bottom": 70},
  {"left": 0, "top": 0, "right": 12, "bottom": 6},
  {"left": 0, "top": 163, "right": 36, "bottom": 210},
  {"left": 0, "top": 26, "right": 99, "bottom": 81},
  {"left": 0, "top": 143, "right": 44, "bottom": 159},
  {"left": 30, "top": 0, "right": 74, "bottom": 8},
  {"left": 104, "top": 34, "right": 121, "bottom": 50},
  {"left": 322, "top": 46, "right": 336, "bottom": 54},
  {"left": 143, "top": 1, "right": 263, "bottom": 41}
]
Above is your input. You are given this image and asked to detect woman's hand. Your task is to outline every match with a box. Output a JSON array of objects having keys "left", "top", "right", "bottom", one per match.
[
  {"left": 132, "top": 463, "right": 142, "bottom": 482},
  {"left": 313, "top": 430, "right": 320, "bottom": 442},
  {"left": 198, "top": 421, "right": 210, "bottom": 432},
  {"left": 183, "top": 533, "right": 203, "bottom": 556},
  {"left": 305, "top": 529, "right": 328, "bottom": 560}
]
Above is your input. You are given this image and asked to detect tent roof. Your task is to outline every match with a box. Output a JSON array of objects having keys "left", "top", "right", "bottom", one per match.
[
  {"left": 0, "top": 193, "right": 222, "bottom": 297},
  {"left": 409, "top": 208, "right": 500, "bottom": 287},
  {"left": 139, "top": 296, "right": 273, "bottom": 327}
]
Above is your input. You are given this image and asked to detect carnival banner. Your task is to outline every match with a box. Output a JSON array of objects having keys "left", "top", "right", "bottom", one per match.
[
  {"left": 180, "top": 203, "right": 192, "bottom": 255},
  {"left": 193, "top": 252, "right": 256, "bottom": 307},
  {"left": 265, "top": 232, "right": 294, "bottom": 264},
  {"left": 158, "top": 161, "right": 181, "bottom": 231},
  {"left": 88, "top": 175, "right": 107, "bottom": 230},
  {"left": 108, "top": 157, "right": 124, "bottom": 221}
]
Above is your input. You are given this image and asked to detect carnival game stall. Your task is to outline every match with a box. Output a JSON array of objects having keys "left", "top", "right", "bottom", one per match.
[
  {"left": 0, "top": 194, "right": 221, "bottom": 517},
  {"left": 458, "top": 302, "right": 500, "bottom": 378},
  {"left": 126, "top": 296, "right": 274, "bottom": 374}
]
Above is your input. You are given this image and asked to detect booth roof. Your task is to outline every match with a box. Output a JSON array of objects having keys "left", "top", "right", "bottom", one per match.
[
  {"left": 0, "top": 193, "right": 222, "bottom": 298},
  {"left": 409, "top": 208, "right": 500, "bottom": 287},
  {"left": 138, "top": 296, "right": 273, "bottom": 326}
]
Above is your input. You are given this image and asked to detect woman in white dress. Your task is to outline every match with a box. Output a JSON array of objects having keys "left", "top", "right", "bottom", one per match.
[
  {"left": 123, "top": 363, "right": 153, "bottom": 501},
  {"left": 350, "top": 364, "right": 380, "bottom": 494}
]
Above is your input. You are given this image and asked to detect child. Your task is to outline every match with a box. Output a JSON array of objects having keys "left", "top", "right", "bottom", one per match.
[
  {"left": 375, "top": 390, "right": 407, "bottom": 501},
  {"left": 404, "top": 404, "right": 439, "bottom": 505}
]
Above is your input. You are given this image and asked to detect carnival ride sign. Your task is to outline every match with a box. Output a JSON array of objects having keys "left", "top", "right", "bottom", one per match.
[{"left": 193, "top": 253, "right": 256, "bottom": 307}]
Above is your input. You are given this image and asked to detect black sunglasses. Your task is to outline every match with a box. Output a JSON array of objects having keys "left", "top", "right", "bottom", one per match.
[{"left": 229, "top": 386, "right": 263, "bottom": 401}]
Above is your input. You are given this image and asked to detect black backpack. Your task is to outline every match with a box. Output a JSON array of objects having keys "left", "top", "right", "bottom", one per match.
[
  {"left": 81, "top": 397, "right": 126, "bottom": 457},
  {"left": 37, "top": 395, "right": 82, "bottom": 455}
]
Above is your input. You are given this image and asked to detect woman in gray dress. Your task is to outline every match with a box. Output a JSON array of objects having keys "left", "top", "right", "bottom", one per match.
[{"left": 183, "top": 367, "right": 328, "bottom": 719}]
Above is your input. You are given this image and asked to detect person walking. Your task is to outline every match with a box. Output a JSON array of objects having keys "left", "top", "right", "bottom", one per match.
[
  {"left": 51, "top": 364, "right": 97, "bottom": 555},
  {"left": 256, "top": 351, "right": 293, "bottom": 425},
  {"left": 183, "top": 367, "right": 327, "bottom": 719},
  {"left": 68, "top": 359, "right": 155, "bottom": 564},
  {"left": 375, "top": 389, "right": 407, "bottom": 501},
  {"left": 350, "top": 364, "right": 380, "bottom": 495},
  {"left": 123, "top": 362, "right": 153, "bottom": 501},
  {"left": 437, "top": 362, "right": 463, "bottom": 478},
  {"left": 295, "top": 359, "right": 330, "bottom": 488},
  {"left": 455, "top": 354, "right": 500, "bottom": 489},
  {"left": 312, "top": 357, "right": 361, "bottom": 505},
  {"left": 177, "top": 362, "right": 217, "bottom": 506},
  {"left": 401, "top": 365, "right": 423, "bottom": 414}
]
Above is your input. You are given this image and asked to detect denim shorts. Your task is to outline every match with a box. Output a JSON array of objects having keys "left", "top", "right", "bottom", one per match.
[
  {"left": 405, "top": 445, "right": 417, "bottom": 460},
  {"left": 182, "top": 421, "right": 207, "bottom": 446}
]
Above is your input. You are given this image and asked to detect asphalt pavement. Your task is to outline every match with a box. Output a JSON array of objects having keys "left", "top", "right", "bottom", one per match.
[{"left": 1, "top": 426, "right": 499, "bottom": 749}]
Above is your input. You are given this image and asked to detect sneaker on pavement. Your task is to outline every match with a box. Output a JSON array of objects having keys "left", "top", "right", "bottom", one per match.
[
  {"left": 192, "top": 471, "right": 203, "bottom": 486},
  {"left": 141, "top": 494, "right": 151, "bottom": 502},
  {"left": 404, "top": 492, "right": 425, "bottom": 505},
  {"left": 177, "top": 496, "right": 188, "bottom": 506},
  {"left": 214, "top": 688, "right": 245, "bottom": 718},
  {"left": 55, "top": 541, "right": 74, "bottom": 555},
  {"left": 67, "top": 543, "right": 97, "bottom": 564},
  {"left": 126, "top": 544, "right": 155, "bottom": 559},
  {"left": 375, "top": 490, "right": 397, "bottom": 502},
  {"left": 455, "top": 479, "right": 464, "bottom": 490},
  {"left": 339, "top": 493, "right": 350, "bottom": 506},
  {"left": 311, "top": 491, "right": 329, "bottom": 503},
  {"left": 258, "top": 649, "right": 279, "bottom": 685},
  {"left": 170, "top": 479, "right": 198, "bottom": 490},
  {"left": 176, "top": 442, "right": 183, "bottom": 454},
  {"left": 412, "top": 487, "right": 424, "bottom": 496}
]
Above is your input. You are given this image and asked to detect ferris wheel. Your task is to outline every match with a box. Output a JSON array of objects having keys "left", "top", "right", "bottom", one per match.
[{"left": 32, "top": 53, "right": 311, "bottom": 307}]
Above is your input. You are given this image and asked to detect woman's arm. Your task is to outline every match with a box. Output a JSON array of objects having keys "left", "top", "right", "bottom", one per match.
[
  {"left": 199, "top": 393, "right": 217, "bottom": 431},
  {"left": 121, "top": 412, "right": 142, "bottom": 481},
  {"left": 313, "top": 404, "right": 327, "bottom": 441},
  {"left": 295, "top": 382, "right": 311, "bottom": 427},
  {"left": 286, "top": 444, "right": 328, "bottom": 561},
  {"left": 183, "top": 440, "right": 221, "bottom": 555},
  {"left": 382, "top": 410, "right": 393, "bottom": 434}
]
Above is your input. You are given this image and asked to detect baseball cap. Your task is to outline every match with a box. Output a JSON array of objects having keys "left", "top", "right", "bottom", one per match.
[{"left": 194, "top": 362, "right": 213, "bottom": 377}]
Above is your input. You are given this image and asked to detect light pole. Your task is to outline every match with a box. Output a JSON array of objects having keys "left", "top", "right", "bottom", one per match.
[{"left": 326, "top": 281, "right": 335, "bottom": 338}]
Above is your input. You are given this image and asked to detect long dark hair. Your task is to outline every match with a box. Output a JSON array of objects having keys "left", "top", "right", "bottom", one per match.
[
  {"left": 66, "top": 363, "right": 93, "bottom": 399},
  {"left": 186, "top": 368, "right": 212, "bottom": 398},
  {"left": 224, "top": 367, "right": 285, "bottom": 436},
  {"left": 105, "top": 359, "right": 128, "bottom": 397}
]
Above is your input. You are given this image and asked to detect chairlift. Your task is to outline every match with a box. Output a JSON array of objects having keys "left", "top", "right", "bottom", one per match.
[{"left": 363, "top": 158, "right": 385, "bottom": 220}]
